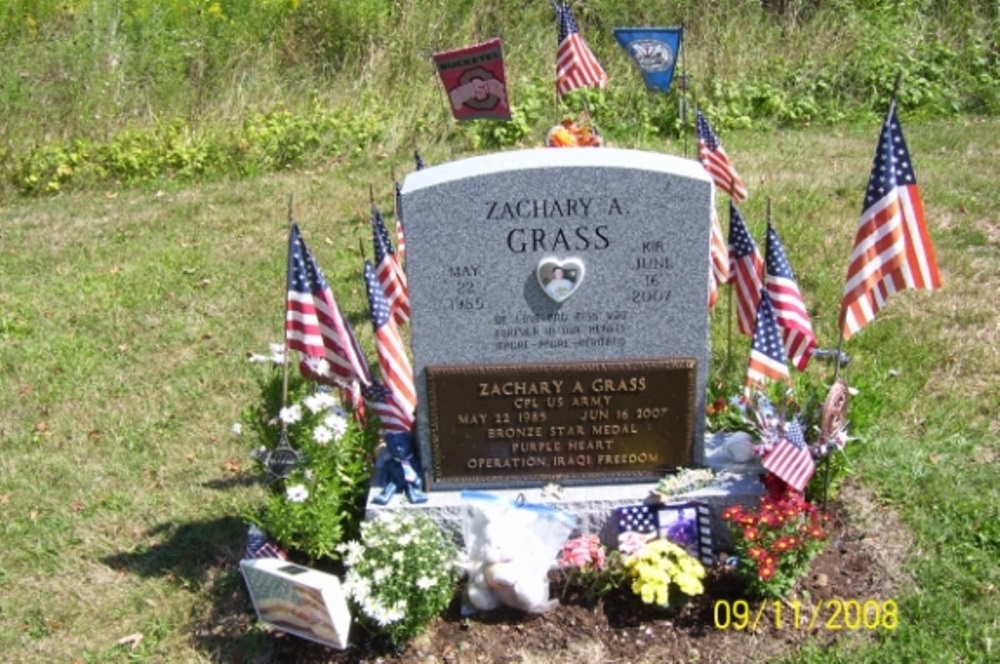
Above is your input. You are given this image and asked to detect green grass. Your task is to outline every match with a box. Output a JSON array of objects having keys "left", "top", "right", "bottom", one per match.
[{"left": 0, "top": 118, "right": 997, "bottom": 660}]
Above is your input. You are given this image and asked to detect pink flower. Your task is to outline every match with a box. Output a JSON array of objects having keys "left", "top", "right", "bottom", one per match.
[
  {"left": 559, "top": 535, "right": 605, "bottom": 570},
  {"left": 618, "top": 531, "right": 653, "bottom": 556}
]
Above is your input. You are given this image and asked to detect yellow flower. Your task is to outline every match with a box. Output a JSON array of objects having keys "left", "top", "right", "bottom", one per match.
[{"left": 675, "top": 572, "right": 704, "bottom": 597}]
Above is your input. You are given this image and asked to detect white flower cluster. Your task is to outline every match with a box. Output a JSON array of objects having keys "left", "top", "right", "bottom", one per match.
[
  {"left": 654, "top": 467, "right": 716, "bottom": 499},
  {"left": 337, "top": 513, "right": 458, "bottom": 639}
]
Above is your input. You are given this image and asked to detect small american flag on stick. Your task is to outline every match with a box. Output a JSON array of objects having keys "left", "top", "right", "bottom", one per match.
[
  {"left": 765, "top": 222, "right": 817, "bottom": 370},
  {"left": 696, "top": 110, "right": 748, "bottom": 202},
  {"left": 553, "top": 2, "right": 607, "bottom": 98},
  {"left": 729, "top": 202, "right": 764, "bottom": 337},
  {"left": 762, "top": 419, "right": 816, "bottom": 493},
  {"left": 839, "top": 101, "right": 941, "bottom": 340},
  {"left": 285, "top": 223, "right": 371, "bottom": 387},
  {"left": 363, "top": 261, "right": 416, "bottom": 427}
]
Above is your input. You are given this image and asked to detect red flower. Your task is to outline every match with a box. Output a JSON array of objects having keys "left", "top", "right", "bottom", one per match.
[
  {"left": 759, "top": 565, "right": 776, "bottom": 581},
  {"left": 722, "top": 505, "right": 743, "bottom": 521},
  {"left": 747, "top": 547, "right": 767, "bottom": 561},
  {"left": 743, "top": 527, "right": 759, "bottom": 542},
  {"left": 772, "top": 537, "right": 793, "bottom": 552},
  {"left": 759, "top": 512, "right": 777, "bottom": 528}
]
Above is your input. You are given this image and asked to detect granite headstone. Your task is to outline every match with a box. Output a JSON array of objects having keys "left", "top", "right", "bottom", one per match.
[{"left": 400, "top": 148, "right": 713, "bottom": 490}]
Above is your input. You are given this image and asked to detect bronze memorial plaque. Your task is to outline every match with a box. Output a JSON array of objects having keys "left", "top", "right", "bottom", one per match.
[{"left": 425, "top": 358, "right": 696, "bottom": 487}]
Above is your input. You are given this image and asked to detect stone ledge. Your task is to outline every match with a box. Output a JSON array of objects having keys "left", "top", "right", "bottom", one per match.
[{"left": 366, "top": 433, "right": 764, "bottom": 551}]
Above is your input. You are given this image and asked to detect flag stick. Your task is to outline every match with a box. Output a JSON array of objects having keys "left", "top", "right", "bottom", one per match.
[
  {"left": 679, "top": 22, "right": 690, "bottom": 159},
  {"left": 426, "top": 49, "right": 456, "bottom": 161},
  {"left": 281, "top": 193, "right": 294, "bottom": 411}
]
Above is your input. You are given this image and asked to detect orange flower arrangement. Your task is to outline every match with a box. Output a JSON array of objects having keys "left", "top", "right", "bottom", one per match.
[{"left": 545, "top": 114, "right": 603, "bottom": 147}]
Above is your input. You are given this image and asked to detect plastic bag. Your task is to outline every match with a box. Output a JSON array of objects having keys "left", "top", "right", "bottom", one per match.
[{"left": 460, "top": 491, "right": 578, "bottom": 614}]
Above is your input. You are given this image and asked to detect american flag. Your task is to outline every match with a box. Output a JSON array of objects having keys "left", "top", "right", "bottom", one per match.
[
  {"left": 363, "top": 260, "right": 416, "bottom": 424},
  {"left": 696, "top": 110, "right": 748, "bottom": 202},
  {"left": 394, "top": 180, "right": 406, "bottom": 267},
  {"left": 362, "top": 381, "right": 413, "bottom": 434},
  {"left": 613, "top": 504, "right": 659, "bottom": 535},
  {"left": 244, "top": 524, "right": 288, "bottom": 560},
  {"left": 765, "top": 223, "right": 817, "bottom": 370},
  {"left": 729, "top": 202, "right": 764, "bottom": 336},
  {"left": 708, "top": 191, "right": 729, "bottom": 309},
  {"left": 285, "top": 223, "right": 371, "bottom": 387},
  {"left": 839, "top": 102, "right": 941, "bottom": 340},
  {"left": 371, "top": 204, "right": 410, "bottom": 325},
  {"left": 745, "top": 290, "right": 790, "bottom": 391},
  {"left": 762, "top": 418, "right": 816, "bottom": 493},
  {"left": 553, "top": 2, "right": 607, "bottom": 98}
]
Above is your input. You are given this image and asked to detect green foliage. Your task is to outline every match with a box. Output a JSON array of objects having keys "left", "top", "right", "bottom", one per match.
[
  {"left": 242, "top": 361, "right": 377, "bottom": 561},
  {"left": 8, "top": 105, "right": 387, "bottom": 194},
  {"left": 1, "top": 1, "right": 998, "bottom": 196},
  {"left": 340, "top": 512, "right": 460, "bottom": 648}
]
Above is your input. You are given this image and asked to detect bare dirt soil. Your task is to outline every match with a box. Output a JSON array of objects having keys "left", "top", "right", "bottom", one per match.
[{"left": 200, "top": 481, "right": 910, "bottom": 663}]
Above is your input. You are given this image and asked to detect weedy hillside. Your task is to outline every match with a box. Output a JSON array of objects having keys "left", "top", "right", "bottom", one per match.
[{"left": 0, "top": 0, "right": 996, "bottom": 195}]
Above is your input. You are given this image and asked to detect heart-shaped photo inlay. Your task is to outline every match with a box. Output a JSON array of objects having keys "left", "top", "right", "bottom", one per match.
[{"left": 537, "top": 257, "right": 585, "bottom": 303}]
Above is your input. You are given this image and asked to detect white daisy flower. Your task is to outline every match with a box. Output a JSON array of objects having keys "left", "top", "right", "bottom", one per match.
[
  {"left": 285, "top": 484, "right": 309, "bottom": 503},
  {"left": 230, "top": 422, "right": 242, "bottom": 437},
  {"left": 304, "top": 391, "right": 337, "bottom": 413},
  {"left": 313, "top": 425, "right": 334, "bottom": 445},
  {"left": 415, "top": 575, "right": 436, "bottom": 590},
  {"left": 302, "top": 356, "right": 331, "bottom": 378},
  {"left": 279, "top": 404, "right": 302, "bottom": 424},
  {"left": 323, "top": 408, "right": 349, "bottom": 438}
]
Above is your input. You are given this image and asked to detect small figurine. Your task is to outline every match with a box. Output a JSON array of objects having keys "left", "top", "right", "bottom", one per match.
[
  {"left": 465, "top": 518, "right": 558, "bottom": 614},
  {"left": 371, "top": 432, "right": 428, "bottom": 505}
]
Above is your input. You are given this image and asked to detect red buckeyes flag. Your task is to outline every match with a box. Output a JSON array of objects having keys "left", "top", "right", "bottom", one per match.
[{"left": 433, "top": 38, "right": 511, "bottom": 121}]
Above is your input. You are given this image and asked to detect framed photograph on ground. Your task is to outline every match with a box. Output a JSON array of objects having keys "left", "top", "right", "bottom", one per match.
[
  {"left": 240, "top": 557, "right": 351, "bottom": 649},
  {"left": 657, "top": 501, "right": 714, "bottom": 566}
]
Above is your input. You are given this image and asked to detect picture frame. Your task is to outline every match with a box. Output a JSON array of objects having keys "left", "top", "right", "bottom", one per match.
[
  {"left": 240, "top": 557, "right": 352, "bottom": 650},
  {"left": 657, "top": 501, "right": 714, "bottom": 566}
]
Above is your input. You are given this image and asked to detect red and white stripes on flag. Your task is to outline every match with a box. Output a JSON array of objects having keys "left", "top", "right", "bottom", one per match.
[
  {"left": 696, "top": 110, "right": 748, "bottom": 202},
  {"left": 363, "top": 261, "right": 416, "bottom": 428},
  {"left": 554, "top": 2, "right": 608, "bottom": 98},
  {"left": 765, "top": 223, "right": 817, "bottom": 370},
  {"left": 372, "top": 204, "right": 410, "bottom": 325},
  {"left": 362, "top": 381, "right": 413, "bottom": 434},
  {"left": 708, "top": 190, "right": 729, "bottom": 309},
  {"left": 839, "top": 102, "right": 941, "bottom": 340},
  {"left": 285, "top": 223, "right": 371, "bottom": 388},
  {"left": 728, "top": 202, "right": 764, "bottom": 336},
  {"left": 761, "top": 420, "right": 816, "bottom": 493},
  {"left": 745, "top": 290, "right": 790, "bottom": 392}
]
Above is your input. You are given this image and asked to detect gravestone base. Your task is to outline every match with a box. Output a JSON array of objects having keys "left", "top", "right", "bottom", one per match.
[{"left": 366, "top": 434, "right": 764, "bottom": 553}]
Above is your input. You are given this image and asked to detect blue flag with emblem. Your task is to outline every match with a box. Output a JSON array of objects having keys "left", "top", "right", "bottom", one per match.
[{"left": 613, "top": 27, "right": 683, "bottom": 94}]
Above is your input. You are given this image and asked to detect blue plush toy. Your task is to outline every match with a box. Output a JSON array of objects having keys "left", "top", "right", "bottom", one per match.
[{"left": 371, "top": 432, "right": 428, "bottom": 505}]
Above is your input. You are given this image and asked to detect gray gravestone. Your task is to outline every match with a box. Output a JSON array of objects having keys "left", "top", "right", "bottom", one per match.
[{"left": 400, "top": 148, "right": 713, "bottom": 490}]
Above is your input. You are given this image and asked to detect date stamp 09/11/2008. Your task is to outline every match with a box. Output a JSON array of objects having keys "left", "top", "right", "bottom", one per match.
[{"left": 713, "top": 598, "right": 899, "bottom": 632}]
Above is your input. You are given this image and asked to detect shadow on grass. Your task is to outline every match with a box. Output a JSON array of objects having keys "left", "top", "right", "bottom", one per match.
[
  {"left": 100, "top": 515, "right": 279, "bottom": 660},
  {"left": 102, "top": 515, "right": 247, "bottom": 584}
]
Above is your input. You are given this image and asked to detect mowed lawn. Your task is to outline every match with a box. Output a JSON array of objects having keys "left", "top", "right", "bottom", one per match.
[{"left": 0, "top": 118, "right": 997, "bottom": 662}]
